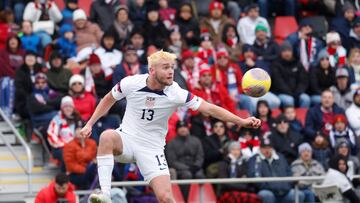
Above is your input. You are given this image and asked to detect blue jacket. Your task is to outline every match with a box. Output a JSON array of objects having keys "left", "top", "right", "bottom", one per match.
[
  {"left": 56, "top": 24, "right": 77, "bottom": 59},
  {"left": 20, "top": 33, "right": 41, "bottom": 54},
  {"left": 248, "top": 152, "right": 292, "bottom": 195},
  {"left": 304, "top": 104, "right": 345, "bottom": 141},
  {"left": 112, "top": 63, "right": 148, "bottom": 85}
]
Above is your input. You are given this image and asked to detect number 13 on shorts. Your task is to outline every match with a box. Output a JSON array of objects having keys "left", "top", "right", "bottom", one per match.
[{"left": 155, "top": 154, "right": 167, "bottom": 170}]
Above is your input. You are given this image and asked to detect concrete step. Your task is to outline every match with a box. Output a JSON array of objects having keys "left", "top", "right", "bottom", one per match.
[
  {"left": 0, "top": 143, "right": 59, "bottom": 194},
  {"left": 0, "top": 143, "right": 49, "bottom": 167},
  {"left": 0, "top": 166, "right": 59, "bottom": 194},
  {"left": 0, "top": 178, "right": 52, "bottom": 194}
]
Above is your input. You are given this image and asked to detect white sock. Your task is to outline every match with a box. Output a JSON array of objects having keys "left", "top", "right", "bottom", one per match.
[{"left": 97, "top": 154, "right": 114, "bottom": 197}]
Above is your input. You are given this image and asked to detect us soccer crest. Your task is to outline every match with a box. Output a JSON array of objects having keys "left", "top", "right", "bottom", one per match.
[{"left": 145, "top": 96, "right": 155, "bottom": 108}]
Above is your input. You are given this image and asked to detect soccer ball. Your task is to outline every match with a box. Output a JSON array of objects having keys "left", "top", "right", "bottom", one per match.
[{"left": 241, "top": 68, "right": 271, "bottom": 97}]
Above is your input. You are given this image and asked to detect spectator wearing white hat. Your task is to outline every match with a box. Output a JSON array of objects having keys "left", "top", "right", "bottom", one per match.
[
  {"left": 73, "top": 9, "right": 103, "bottom": 52},
  {"left": 322, "top": 31, "right": 347, "bottom": 67},
  {"left": 291, "top": 143, "right": 325, "bottom": 203},
  {"left": 68, "top": 74, "right": 96, "bottom": 121}
]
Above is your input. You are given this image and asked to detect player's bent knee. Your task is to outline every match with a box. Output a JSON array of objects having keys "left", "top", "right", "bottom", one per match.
[
  {"left": 99, "top": 130, "right": 115, "bottom": 143},
  {"left": 99, "top": 130, "right": 123, "bottom": 155},
  {"left": 99, "top": 130, "right": 118, "bottom": 149}
]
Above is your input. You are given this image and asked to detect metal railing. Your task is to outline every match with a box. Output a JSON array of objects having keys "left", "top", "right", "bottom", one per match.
[
  {"left": 0, "top": 109, "right": 33, "bottom": 194},
  {"left": 73, "top": 175, "right": 360, "bottom": 203}
]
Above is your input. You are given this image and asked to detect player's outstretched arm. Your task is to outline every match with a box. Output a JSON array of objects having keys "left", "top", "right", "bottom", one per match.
[
  {"left": 197, "top": 100, "right": 261, "bottom": 129},
  {"left": 80, "top": 92, "right": 117, "bottom": 138}
]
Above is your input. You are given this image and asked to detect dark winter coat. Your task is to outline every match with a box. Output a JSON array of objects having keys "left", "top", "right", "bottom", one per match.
[
  {"left": 14, "top": 64, "right": 43, "bottom": 118},
  {"left": 270, "top": 58, "right": 309, "bottom": 96},
  {"left": 308, "top": 66, "right": 336, "bottom": 95},
  {"left": 270, "top": 129, "right": 304, "bottom": 164},
  {"left": 166, "top": 135, "right": 204, "bottom": 171},
  {"left": 202, "top": 134, "right": 229, "bottom": 168}
]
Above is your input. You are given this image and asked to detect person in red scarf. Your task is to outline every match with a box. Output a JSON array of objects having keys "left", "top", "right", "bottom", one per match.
[
  {"left": 211, "top": 49, "right": 253, "bottom": 113},
  {"left": 179, "top": 49, "right": 199, "bottom": 90},
  {"left": 238, "top": 128, "right": 260, "bottom": 160},
  {"left": 179, "top": 50, "right": 211, "bottom": 91},
  {"left": 192, "top": 68, "right": 236, "bottom": 114},
  {"left": 323, "top": 31, "right": 347, "bottom": 68},
  {"left": 197, "top": 29, "right": 216, "bottom": 64},
  {"left": 35, "top": 173, "right": 76, "bottom": 203},
  {"left": 112, "top": 45, "right": 148, "bottom": 85}
]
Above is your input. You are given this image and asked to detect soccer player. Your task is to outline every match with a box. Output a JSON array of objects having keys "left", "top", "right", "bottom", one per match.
[{"left": 81, "top": 50, "right": 261, "bottom": 203}]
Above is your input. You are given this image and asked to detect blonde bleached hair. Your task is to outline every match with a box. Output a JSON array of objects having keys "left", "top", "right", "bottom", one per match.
[{"left": 147, "top": 50, "right": 177, "bottom": 70}]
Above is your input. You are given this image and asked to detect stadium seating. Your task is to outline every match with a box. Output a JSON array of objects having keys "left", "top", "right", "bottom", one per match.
[
  {"left": 187, "top": 183, "right": 217, "bottom": 203},
  {"left": 187, "top": 183, "right": 201, "bottom": 203},
  {"left": 313, "top": 184, "right": 344, "bottom": 203},
  {"left": 273, "top": 16, "right": 298, "bottom": 44},
  {"left": 295, "top": 108, "right": 308, "bottom": 127},
  {"left": 271, "top": 108, "right": 282, "bottom": 118},
  {"left": 171, "top": 184, "right": 185, "bottom": 203}
]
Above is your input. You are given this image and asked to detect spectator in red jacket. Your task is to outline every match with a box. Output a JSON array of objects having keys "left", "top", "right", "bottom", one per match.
[
  {"left": 63, "top": 127, "right": 97, "bottom": 189},
  {"left": 192, "top": 68, "right": 236, "bottom": 114},
  {"left": 68, "top": 74, "right": 96, "bottom": 121},
  {"left": 211, "top": 49, "right": 253, "bottom": 113},
  {"left": 35, "top": 173, "right": 76, "bottom": 203}
]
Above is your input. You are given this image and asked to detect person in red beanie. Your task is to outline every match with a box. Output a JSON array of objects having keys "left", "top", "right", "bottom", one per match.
[
  {"left": 192, "top": 68, "right": 236, "bottom": 114},
  {"left": 81, "top": 53, "right": 112, "bottom": 99},
  {"left": 35, "top": 173, "right": 76, "bottom": 203},
  {"left": 200, "top": 1, "right": 233, "bottom": 45},
  {"left": 180, "top": 49, "right": 201, "bottom": 90},
  {"left": 329, "top": 114, "right": 357, "bottom": 154},
  {"left": 211, "top": 49, "right": 254, "bottom": 113}
]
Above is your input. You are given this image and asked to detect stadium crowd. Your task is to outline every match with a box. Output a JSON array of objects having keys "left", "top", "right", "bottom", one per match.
[{"left": 1, "top": 0, "right": 360, "bottom": 202}]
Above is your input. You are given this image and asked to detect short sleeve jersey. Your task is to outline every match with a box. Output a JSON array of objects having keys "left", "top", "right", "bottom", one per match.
[{"left": 111, "top": 74, "right": 202, "bottom": 148}]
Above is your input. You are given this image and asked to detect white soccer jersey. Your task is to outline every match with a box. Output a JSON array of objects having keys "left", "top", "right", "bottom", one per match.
[{"left": 111, "top": 74, "right": 202, "bottom": 148}]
